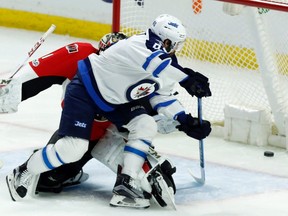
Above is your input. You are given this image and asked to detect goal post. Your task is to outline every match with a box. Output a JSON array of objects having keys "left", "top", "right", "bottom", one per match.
[{"left": 112, "top": 0, "right": 288, "bottom": 149}]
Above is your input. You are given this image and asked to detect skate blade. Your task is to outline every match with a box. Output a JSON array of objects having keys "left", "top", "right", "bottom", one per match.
[
  {"left": 6, "top": 174, "right": 21, "bottom": 201},
  {"left": 110, "top": 194, "right": 150, "bottom": 209}
]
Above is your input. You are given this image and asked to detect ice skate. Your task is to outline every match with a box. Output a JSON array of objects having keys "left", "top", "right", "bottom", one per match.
[
  {"left": 6, "top": 163, "right": 33, "bottom": 201},
  {"left": 110, "top": 173, "right": 151, "bottom": 208}
]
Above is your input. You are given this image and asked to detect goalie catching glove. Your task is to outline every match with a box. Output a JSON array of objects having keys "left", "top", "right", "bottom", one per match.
[
  {"left": 179, "top": 68, "right": 211, "bottom": 98},
  {"left": 176, "top": 113, "right": 211, "bottom": 140}
]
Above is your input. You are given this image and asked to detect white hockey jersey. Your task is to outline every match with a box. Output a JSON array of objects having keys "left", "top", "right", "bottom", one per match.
[{"left": 78, "top": 29, "right": 189, "bottom": 119}]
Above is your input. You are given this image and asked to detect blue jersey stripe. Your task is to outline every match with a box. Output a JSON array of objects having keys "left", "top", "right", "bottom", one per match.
[
  {"left": 153, "top": 99, "right": 177, "bottom": 111},
  {"left": 78, "top": 60, "right": 115, "bottom": 112},
  {"left": 152, "top": 59, "right": 171, "bottom": 77},
  {"left": 142, "top": 50, "right": 165, "bottom": 70}
]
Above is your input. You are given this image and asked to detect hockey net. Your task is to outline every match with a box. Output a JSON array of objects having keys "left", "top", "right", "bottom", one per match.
[{"left": 115, "top": 0, "right": 288, "bottom": 147}]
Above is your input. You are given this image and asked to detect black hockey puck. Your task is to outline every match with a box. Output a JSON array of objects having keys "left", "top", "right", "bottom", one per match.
[{"left": 264, "top": 151, "right": 274, "bottom": 157}]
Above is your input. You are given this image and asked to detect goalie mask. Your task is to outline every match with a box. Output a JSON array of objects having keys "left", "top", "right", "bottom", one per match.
[
  {"left": 150, "top": 14, "right": 186, "bottom": 53},
  {"left": 98, "top": 32, "right": 127, "bottom": 51}
]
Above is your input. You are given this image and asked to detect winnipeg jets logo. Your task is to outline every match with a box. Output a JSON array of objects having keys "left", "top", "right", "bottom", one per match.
[
  {"left": 135, "top": 85, "right": 153, "bottom": 98},
  {"left": 126, "top": 80, "right": 159, "bottom": 101},
  {"left": 131, "top": 83, "right": 154, "bottom": 99}
]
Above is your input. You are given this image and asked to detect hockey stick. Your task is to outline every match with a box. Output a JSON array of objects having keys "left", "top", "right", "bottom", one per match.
[
  {"left": 189, "top": 97, "right": 205, "bottom": 185},
  {"left": 9, "top": 24, "right": 56, "bottom": 78}
]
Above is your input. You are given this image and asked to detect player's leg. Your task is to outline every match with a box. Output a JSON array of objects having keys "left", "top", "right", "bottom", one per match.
[
  {"left": 6, "top": 77, "right": 95, "bottom": 201},
  {"left": 105, "top": 103, "right": 158, "bottom": 208},
  {"left": 34, "top": 130, "right": 94, "bottom": 194},
  {"left": 91, "top": 124, "right": 177, "bottom": 208}
]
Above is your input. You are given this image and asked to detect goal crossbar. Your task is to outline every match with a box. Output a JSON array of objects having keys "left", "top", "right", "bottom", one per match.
[{"left": 216, "top": 0, "right": 288, "bottom": 12}]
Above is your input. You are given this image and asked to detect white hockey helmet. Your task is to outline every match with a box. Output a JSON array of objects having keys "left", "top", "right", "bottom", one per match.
[
  {"left": 150, "top": 14, "right": 186, "bottom": 53},
  {"left": 98, "top": 32, "right": 127, "bottom": 51}
]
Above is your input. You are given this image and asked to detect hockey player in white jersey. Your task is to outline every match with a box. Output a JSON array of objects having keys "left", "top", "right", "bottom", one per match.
[{"left": 6, "top": 14, "right": 212, "bottom": 208}]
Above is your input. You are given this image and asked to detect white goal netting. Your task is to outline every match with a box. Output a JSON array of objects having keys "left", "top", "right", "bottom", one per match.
[{"left": 118, "top": 0, "right": 288, "bottom": 137}]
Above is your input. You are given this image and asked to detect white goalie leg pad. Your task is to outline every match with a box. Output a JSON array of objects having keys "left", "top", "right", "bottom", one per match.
[
  {"left": 91, "top": 124, "right": 127, "bottom": 173},
  {"left": 0, "top": 78, "right": 22, "bottom": 113},
  {"left": 139, "top": 151, "right": 176, "bottom": 209},
  {"left": 222, "top": 2, "right": 245, "bottom": 16},
  {"left": 150, "top": 171, "right": 176, "bottom": 210}
]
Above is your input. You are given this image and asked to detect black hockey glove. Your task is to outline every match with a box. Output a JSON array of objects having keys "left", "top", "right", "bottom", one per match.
[
  {"left": 176, "top": 113, "right": 211, "bottom": 140},
  {"left": 179, "top": 68, "right": 212, "bottom": 98}
]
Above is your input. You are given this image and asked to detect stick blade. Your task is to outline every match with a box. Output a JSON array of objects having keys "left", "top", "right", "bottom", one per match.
[{"left": 188, "top": 169, "right": 205, "bottom": 185}]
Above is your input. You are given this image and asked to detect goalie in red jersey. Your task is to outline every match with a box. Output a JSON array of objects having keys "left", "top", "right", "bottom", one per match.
[{"left": 0, "top": 32, "right": 126, "bottom": 114}]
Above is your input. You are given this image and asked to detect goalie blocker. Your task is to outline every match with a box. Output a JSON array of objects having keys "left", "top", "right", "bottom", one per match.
[{"left": 30, "top": 125, "right": 177, "bottom": 209}]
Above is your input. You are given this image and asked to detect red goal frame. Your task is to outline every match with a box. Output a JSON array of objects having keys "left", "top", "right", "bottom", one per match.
[{"left": 216, "top": 0, "right": 288, "bottom": 12}]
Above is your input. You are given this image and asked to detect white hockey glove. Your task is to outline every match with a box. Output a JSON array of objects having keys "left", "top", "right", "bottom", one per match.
[
  {"left": 0, "top": 78, "right": 22, "bottom": 113},
  {"left": 223, "top": 2, "right": 245, "bottom": 16}
]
